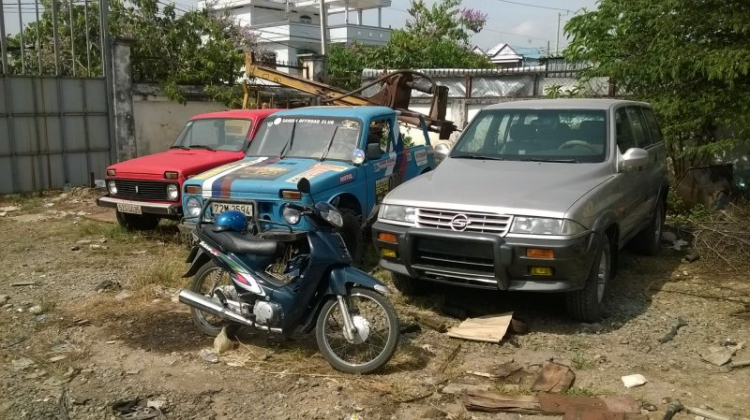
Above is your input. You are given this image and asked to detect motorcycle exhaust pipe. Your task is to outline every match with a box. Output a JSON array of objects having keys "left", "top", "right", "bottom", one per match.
[{"left": 178, "top": 289, "right": 255, "bottom": 328}]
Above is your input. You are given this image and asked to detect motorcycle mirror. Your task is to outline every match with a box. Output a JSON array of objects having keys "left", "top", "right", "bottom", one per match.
[{"left": 297, "top": 178, "right": 312, "bottom": 195}]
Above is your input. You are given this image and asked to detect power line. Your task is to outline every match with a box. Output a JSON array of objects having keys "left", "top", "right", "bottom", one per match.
[{"left": 489, "top": 0, "right": 572, "bottom": 12}]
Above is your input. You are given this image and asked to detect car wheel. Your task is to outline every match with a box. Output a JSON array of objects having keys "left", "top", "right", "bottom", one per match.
[
  {"left": 116, "top": 211, "right": 160, "bottom": 231},
  {"left": 391, "top": 272, "right": 425, "bottom": 296},
  {"left": 629, "top": 201, "right": 665, "bottom": 256},
  {"left": 337, "top": 209, "right": 364, "bottom": 267},
  {"left": 565, "top": 235, "right": 611, "bottom": 322}
]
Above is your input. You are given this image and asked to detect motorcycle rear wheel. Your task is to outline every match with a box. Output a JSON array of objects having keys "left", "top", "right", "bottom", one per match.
[
  {"left": 315, "top": 287, "right": 400, "bottom": 374},
  {"left": 189, "top": 261, "right": 236, "bottom": 336}
]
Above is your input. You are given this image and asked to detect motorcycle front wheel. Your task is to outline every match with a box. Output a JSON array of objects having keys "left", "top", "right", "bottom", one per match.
[{"left": 315, "top": 287, "right": 400, "bottom": 374}]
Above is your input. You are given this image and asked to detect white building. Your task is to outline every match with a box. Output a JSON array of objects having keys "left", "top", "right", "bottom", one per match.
[
  {"left": 473, "top": 43, "right": 524, "bottom": 68},
  {"left": 203, "top": 0, "right": 392, "bottom": 73}
]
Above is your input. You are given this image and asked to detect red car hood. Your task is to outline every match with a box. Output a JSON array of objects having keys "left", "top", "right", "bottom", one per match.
[{"left": 111, "top": 149, "right": 244, "bottom": 177}]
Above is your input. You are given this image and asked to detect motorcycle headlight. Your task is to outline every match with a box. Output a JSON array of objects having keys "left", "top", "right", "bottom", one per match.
[
  {"left": 167, "top": 184, "right": 179, "bottom": 201},
  {"left": 186, "top": 197, "right": 202, "bottom": 217},
  {"left": 322, "top": 208, "right": 344, "bottom": 229},
  {"left": 283, "top": 205, "right": 301, "bottom": 225},
  {"left": 510, "top": 217, "right": 587, "bottom": 236},
  {"left": 107, "top": 180, "right": 117, "bottom": 195},
  {"left": 378, "top": 204, "right": 417, "bottom": 225}
]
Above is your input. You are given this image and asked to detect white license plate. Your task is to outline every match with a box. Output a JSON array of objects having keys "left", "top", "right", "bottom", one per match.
[
  {"left": 211, "top": 202, "right": 254, "bottom": 217},
  {"left": 117, "top": 203, "right": 142, "bottom": 215}
]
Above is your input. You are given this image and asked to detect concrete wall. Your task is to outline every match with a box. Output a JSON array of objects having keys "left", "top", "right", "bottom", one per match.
[{"left": 132, "top": 85, "right": 226, "bottom": 157}]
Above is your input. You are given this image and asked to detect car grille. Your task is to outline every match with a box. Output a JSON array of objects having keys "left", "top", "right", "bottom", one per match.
[
  {"left": 417, "top": 208, "right": 513, "bottom": 235},
  {"left": 114, "top": 180, "right": 168, "bottom": 201},
  {"left": 412, "top": 238, "right": 497, "bottom": 286}
]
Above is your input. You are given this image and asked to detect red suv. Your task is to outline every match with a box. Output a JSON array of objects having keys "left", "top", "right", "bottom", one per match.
[{"left": 97, "top": 109, "right": 280, "bottom": 230}]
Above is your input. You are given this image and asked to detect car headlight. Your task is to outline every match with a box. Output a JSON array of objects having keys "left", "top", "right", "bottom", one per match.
[
  {"left": 322, "top": 208, "right": 344, "bottom": 228},
  {"left": 186, "top": 197, "right": 202, "bottom": 217},
  {"left": 283, "top": 205, "right": 301, "bottom": 225},
  {"left": 167, "top": 184, "right": 179, "bottom": 201},
  {"left": 379, "top": 204, "right": 416, "bottom": 224},
  {"left": 107, "top": 181, "right": 117, "bottom": 195},
  {"left": 510, "top": 217, "right": 587, "bottom": 236}
]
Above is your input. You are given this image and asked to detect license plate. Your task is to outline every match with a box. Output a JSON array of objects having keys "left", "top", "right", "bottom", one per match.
[
  {"left": 117, "top": 203, "right": 142, "bottom": 215},
  {"left": 211, "top": 202, "right": 254, "bottom": 217}
]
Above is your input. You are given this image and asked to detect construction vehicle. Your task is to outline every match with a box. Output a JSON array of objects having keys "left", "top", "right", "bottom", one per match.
[{"left": 240, "top": 52, "right": 458, "bottom": 141}]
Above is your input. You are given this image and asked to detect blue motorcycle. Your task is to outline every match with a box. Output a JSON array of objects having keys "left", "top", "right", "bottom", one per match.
[{"left": 178, "top": 178, "right": 400, "bottom": 374}]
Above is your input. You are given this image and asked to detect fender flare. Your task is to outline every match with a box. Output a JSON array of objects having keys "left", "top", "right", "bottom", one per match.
[
  {"left": 591, "top": 209, "right": 619, "bottom": 236},
  {"left": 182, "top": 247, "right": 211, "bottom": 278}
]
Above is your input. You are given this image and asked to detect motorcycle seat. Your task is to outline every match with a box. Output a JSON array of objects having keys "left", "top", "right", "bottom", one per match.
[{"left": 202, "top": 227, "right": 283, "bottom": 256}]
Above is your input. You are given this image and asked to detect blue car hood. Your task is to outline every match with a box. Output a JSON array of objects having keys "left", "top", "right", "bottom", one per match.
[{"left": 187, "top": 156, "right": 354, "bottom": 198}]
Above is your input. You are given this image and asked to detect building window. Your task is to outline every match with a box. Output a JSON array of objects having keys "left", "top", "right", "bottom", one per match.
[
  {"left": 357, "top": 30, "right": 362, "bottom": 36},
  {"left": 300, "top": 15, "right": 311, "bottom": 23},
  {"left": 379, "top": 33, "right": 383, "bottom": 38},
  {"left": 368, "top": 32, "right": 373, "bottom": 37}
]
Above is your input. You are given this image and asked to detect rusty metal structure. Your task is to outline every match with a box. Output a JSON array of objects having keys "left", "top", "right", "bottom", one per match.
[{"left": 243, "top": 52, "right": 456, "bottom": 139}]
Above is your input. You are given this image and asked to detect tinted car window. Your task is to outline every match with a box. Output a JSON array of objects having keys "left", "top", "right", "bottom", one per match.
[
  {"left": 615, "top": 109, "right": 636, "bottom": 153},
  {"left": 641, "top": 108, "right": 663, "bottom": 145},
  {"left": 626, "top": 107, "right": 651, "bottom": 148},
  {"left": 451, "top": 109, "right": 607, "bottom": 163}
]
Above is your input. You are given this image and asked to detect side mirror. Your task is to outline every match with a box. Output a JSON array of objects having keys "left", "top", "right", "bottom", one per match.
[
  {"left": 434, "top": 143, "right": 450, "bottom": 161},
  {"left": 619, "top": 148, "right": 649, "bottom": 172},
  {"left": 297, "top": 178, "right": 311, "bottom": 194},
  {"left": 366, "top": 143, "right": 383, "bottom": 160}
]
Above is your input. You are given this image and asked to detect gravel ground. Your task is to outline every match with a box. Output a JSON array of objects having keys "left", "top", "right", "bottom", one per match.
[{"left": 0, "top": 189, "right": 748, "bottom": 420}]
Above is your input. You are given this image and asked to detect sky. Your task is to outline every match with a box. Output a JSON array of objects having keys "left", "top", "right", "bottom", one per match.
[{"left": 1, "top": 0, "right": 599, "bottom": 55}]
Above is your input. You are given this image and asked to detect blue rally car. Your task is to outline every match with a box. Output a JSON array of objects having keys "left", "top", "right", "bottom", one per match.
[{"left": 179, "top": 106, "right": 436, "bottom": 261}]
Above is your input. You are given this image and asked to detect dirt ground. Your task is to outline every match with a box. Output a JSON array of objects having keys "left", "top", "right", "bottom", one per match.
[{"left": 0, "top": 189, "right": 749, "bottom": 420}]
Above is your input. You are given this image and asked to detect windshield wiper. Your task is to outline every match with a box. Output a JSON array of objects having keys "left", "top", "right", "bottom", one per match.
[
  {"left": 279, "top": 122, "right": 297, "bottom": 159},
  {"left": 188, "top": 145, "right": 215, "bottom": 151},
  {"left": 319, "top": 126, "right": 340, "bottom": 161},
  {"left": 453, "top": 155, "right": 505, "bottom": 161},
  {"left": 521, "top": 158, "right": 578, "bottom": 163},
  {"left": 169, "top": 145, "right": 189, "bottom": 150}
]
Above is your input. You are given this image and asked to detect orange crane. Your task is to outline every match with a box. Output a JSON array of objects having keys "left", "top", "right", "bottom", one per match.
[{"left": 242, "top": 52, "right": 457, "bottom": 140}]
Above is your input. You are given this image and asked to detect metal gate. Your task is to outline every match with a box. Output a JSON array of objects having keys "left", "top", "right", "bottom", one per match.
[{"left": 0, "top": 0, "right": 113, "bottom": 194}]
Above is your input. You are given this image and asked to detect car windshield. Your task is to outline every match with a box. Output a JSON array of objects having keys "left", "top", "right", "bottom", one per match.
[
  {"left": 171, "top": 118, "right": 253, "bottom": 152},
  {"left": 451, "top": 109, "right": 608, "bottom": 163},
  {"left": 247, "top": 116, "right": 362, "bottom": 161}
]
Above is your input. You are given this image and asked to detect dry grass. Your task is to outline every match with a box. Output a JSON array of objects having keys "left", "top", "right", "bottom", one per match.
[
  {"left": 687, "top": 202, "right": 750, "bottom": 274},
  {"left": 129, "top": 258, "right": 187, "bottom": 296}
]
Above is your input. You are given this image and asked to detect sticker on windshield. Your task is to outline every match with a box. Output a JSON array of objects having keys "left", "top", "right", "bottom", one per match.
[
  {"left": 277, "top": 118, "right": 336, "bottom": 125},
  {"left": 273, "top": 117, "right": 282, "bottom": 125},
  {"left": 341, "top": 120, "right": 359, "bottom": 130},
  {"left": 286, "top": 163, "right": 346, "bottom": 184}
]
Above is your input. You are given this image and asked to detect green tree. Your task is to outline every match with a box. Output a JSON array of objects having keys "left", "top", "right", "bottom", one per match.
[
  {"left": 327, "top": 0, "right": 492, "bottom": 91},
  {"left": 7, "top": 0, "right": 254, "bottom": 105},
  {"left": 564, "top": 0, "right": 750, "bottom": 178}
]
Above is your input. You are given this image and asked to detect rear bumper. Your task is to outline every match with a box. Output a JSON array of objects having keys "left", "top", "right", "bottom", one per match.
[
  {"left": 372, "top": 222, "right": 601, "bottom": 292},
  {"left": 96, "top": 196, "right": 181, "bottom": 217}
]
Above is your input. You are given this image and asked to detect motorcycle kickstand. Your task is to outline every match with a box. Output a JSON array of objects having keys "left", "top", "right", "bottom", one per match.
[{"left": 336, "top": 295, "right": 358, "bottom": 342}]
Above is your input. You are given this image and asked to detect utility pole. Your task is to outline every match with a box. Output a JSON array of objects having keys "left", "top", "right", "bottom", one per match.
[
  {"left": 555, "top": 12, "right": 561, "bottom": 56},
  {"left": 319, "top": 0, "right": 328, "bottom": 55}
]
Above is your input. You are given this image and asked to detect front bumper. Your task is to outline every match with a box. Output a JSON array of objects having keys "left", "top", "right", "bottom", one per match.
[
  {"left": 97, "top": 196, "right": 181, "bottom": 217},
  {"left": 372, "top": 222, "right": 601, "bottom": 292}
]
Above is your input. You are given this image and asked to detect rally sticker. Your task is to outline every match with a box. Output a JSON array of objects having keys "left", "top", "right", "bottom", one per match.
[
  {"left": 286, "top": 163, "right": 346, "bottom": 184},
  {"left": 339, "top": 173, "right": 354, "bottom": 184},
  {"left": 414, "top": 150, "right": 428, "bottom": 167},
  {"left": 374, "top": 156, "right": 397, "bottom": 172},
  {"left": 232, "top": 165, "right": 290, "bottom": 180}
]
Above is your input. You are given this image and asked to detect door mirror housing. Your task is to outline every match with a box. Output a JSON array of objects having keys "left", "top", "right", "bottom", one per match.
[
  {"left": 366, "top": 143, "right": 383, "bottom": 160},
  {"left": 297, "top": 178, "right": 311, "bottom": 194},
  {"left": 434, "top": 143, "right": 451, "bottom": 161},
  {"left": 619, "top": 148, "right": 649, "bottom": 172}
]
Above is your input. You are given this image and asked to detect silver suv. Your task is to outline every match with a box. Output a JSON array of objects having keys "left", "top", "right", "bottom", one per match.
[{"left": 372, "top": 99, "right": 668, "bottom": 321}]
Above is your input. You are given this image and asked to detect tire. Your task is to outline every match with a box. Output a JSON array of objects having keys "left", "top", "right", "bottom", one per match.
[
  {"left": 188, "top": 261, "right": 236, "bottom": 337},
  {"left": 116, "top": 211, "right": 160, "bottom": 231},
  {"left": 337, "top": 209, "right": 364, "bottom": 267},
  {"left": 315, "top": 287, "right": 400, "bottom": 374},
  {"left": 391, "top": 272, "right": 425, "bottom": 296},
  {"left": 565, "top": 236, "right": 612, "bottom": 322},
  {"left": 629, "top": 201, "right": 665, "bottom": 256}
]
